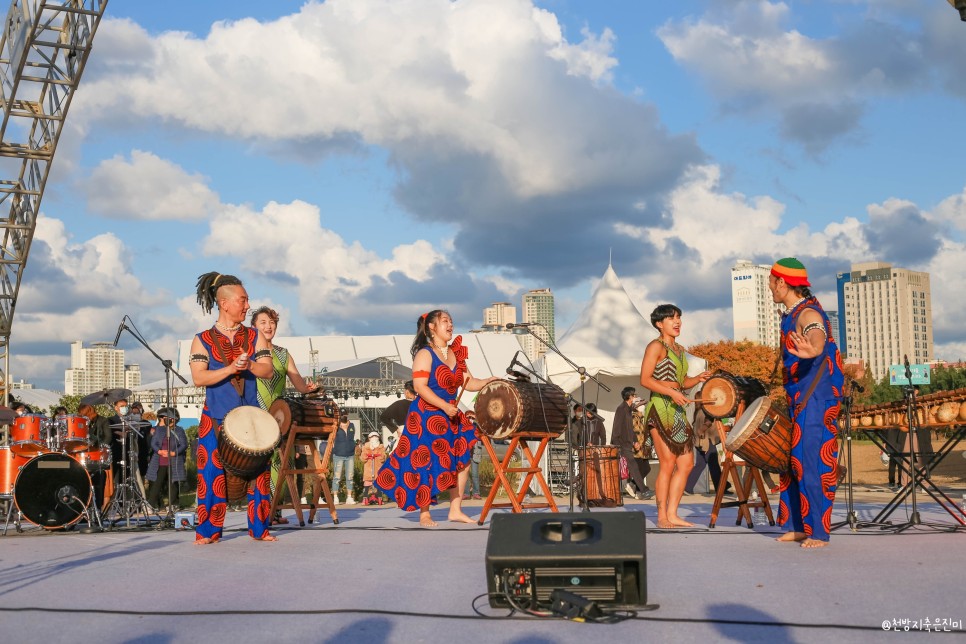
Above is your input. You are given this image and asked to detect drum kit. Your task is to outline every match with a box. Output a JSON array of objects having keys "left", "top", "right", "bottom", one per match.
[{"left": 0, "top": 387, "right": 151, "bottom": 534}]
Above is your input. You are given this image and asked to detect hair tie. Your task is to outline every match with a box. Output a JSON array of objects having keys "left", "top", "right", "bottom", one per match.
[
  {"left": 212, "top": 273, "right": 222, "bottom": 287},
  {"left": 421, "top": 313, "right": 428, "bottom": 320}
]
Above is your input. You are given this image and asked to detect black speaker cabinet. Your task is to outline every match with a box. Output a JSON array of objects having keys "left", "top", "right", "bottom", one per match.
[{"left": 485, "top": 511, "right": 646, "bottom": 608}]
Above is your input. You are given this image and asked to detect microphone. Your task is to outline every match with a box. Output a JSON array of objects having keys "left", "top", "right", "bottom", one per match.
[
  {"left": 849, "top": 379, "right": 865, "bottom": 394},
  {"left": 505, "top": 322, "right": 534, "bottom": 329},
  {"left": 113, "top": 318, "right": 126, "bottom": 347}
]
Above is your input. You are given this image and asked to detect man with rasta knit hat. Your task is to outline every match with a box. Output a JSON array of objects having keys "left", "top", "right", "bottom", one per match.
[{"left": 769, "top": 258, "right": 844, "bottom": 549}]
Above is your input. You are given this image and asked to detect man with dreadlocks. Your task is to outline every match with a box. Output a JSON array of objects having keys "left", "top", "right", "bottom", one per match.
[
  {"left": 189, "top": 272, "right": 276, "bottom": 544},
  {"left": 768, "top": 258, "right": 844, "bottom": 549}
]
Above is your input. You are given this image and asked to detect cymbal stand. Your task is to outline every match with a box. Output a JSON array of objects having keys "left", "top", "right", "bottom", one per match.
[{"left": 104, "top": 417, "right": 154, "bottom": 528}]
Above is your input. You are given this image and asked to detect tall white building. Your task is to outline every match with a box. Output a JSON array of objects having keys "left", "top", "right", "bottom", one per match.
[
  {"left": 64, "top": 341, "right": 140, "bottom": 396},
  {"left": 731, "top": 260, "right": 781, "bottom": 348},
  {"left": 483, "top": 302, "right": 516, "bottom": 329},
  {"left": 521, "top": 288, "right": 555, "bottom": 361},
  {"left": 837, "top": 261, "right": 933, "bottom": 379}
]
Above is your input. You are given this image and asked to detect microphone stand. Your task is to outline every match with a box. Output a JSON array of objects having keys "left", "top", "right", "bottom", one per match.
[
  {"left": 831, "top": 382, "right": 891, "bottom": 532},
  {"left": 116, "top": 319, "right": 188, "bottom": 529},
  {"left": 509, "top": 324, "right": 610, "bottom": 512}
]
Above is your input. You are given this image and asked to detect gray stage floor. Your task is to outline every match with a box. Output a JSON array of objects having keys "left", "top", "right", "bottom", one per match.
[{"left": 1, "top": 490, "right": 964, "bottom": 643}]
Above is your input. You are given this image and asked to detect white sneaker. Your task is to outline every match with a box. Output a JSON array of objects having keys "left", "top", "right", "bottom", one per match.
[
  {"left": 300, "top": 497, "right": 308, "bottom": 504},
  {"left": 344, "top": 497, "right": 356, "bottom": 505}
]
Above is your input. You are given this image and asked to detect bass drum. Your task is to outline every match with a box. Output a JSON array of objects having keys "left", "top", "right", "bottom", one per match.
[
  {"left": 474, "top": 380, "right": 568, "bottom": 440},
  {"left": 14, "top": 453, "right": 92, "bottom": 529}
]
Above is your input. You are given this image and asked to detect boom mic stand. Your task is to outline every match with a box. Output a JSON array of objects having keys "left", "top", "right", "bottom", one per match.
[
  {"left": 116, "top": 318, "right": 188, "bottom": 529},
  {"left": 507, "top": 324, "right": 610, "bottom": 512}
]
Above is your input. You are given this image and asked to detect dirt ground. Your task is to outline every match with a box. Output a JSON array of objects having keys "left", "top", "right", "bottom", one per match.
[{"left": 846, "top": 431, "right": 966, "bottom": 488}]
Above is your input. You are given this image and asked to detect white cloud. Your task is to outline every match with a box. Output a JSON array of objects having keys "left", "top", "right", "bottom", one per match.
[
  {"left": 201, "top": 198, "right": 446, "bottom": 319},
  {"left": 84, "top": 150, "right": 221, "bottom": 221}
]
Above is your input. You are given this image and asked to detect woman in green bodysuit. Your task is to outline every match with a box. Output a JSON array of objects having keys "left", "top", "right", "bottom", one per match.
[{"left": 640, "top": 304, "right": 710, "bottom": 528}]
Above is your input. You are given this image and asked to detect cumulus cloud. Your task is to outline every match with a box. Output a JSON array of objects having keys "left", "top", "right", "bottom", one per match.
[
  {"left": 657, "top": 0, "right": 930, "bottom": 154},
  {"left": 84, "top": 150, "right": 222, "bottom": 221},
  {"left": 10, "top": 217, "right": 168, "bottom": 387},
  {"left": 73, "top": 0, "right": 702, "bottom": 285}
]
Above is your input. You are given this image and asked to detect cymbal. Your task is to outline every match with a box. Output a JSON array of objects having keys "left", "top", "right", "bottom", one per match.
[
  {"left": 0, "top": 406, "right": 15, "bottom": 424},
  {"left": 80, "top": 388, "right": 132, "bottom": 406}
]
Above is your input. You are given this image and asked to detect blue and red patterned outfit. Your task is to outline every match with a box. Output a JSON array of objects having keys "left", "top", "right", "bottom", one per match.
[
  {"left": 194, "top": 327, "right": 273, "bottom": 541},
  {"left": 374, "top": 336, "right": 477, "bottom": 511},
  {"left": 777, "top": 298, "right": 844, "bottom": 542}
]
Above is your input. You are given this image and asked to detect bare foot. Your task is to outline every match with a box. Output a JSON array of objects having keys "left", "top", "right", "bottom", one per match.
[
  {"left": 448, "top": 511, "right": 475, "bottom": 524},
  {"left": 776, "top": 531, "right": 807, "bottom": 543},
  {"left": 253, "top": 534, "right": 278, "bottom": 542},
  {"left": 668, "top": 517, "right": 694, "bottom": 527},
  {"left": 800, "top": 538, "right": 829, "bottom": 549},
  {"left": 656, "top": 519, "right": 678, "bottom": 529},
  {"left": 194, "top": 537, "right": 216, "bottom": 546},
  {"left": 419, "top": 511, "right": 438, "bottom": 528}
]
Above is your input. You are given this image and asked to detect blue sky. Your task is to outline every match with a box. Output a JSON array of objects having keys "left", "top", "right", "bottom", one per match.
[{"left": 12, "top": 0, "right": 966, "bottom": 389}]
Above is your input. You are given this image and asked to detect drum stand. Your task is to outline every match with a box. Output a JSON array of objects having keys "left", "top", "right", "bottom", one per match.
[
  {"left": 104, "top": 421, "right": 155, "bottom": 528},
  {"left": 868, "top": 381, "right": 966, "bottom": 531},
  {"left": 270, "top": 425, "right": 339, "bottom": 527},
  {"left": 477, "top": 432, "right": 559, "bottom": 525},
  {"left": 708, "top": 408, "right": 775, "bottom": 529},
  {"left": 2, "top": 495, "right": 22, "bottom": 535}
]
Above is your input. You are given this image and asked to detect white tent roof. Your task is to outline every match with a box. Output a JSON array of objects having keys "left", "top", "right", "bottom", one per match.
[{"left": 541, "top": 265, "right": 706, "bottom": 433}]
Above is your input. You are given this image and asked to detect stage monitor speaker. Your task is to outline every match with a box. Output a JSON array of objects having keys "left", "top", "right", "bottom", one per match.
[{"left": 485, "top": 511, "right": 646, "bottom": 608}]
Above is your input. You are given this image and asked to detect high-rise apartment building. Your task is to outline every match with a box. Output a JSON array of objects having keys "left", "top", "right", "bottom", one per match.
[
  {"left": 521, "top": 288, "right": 555, "bottom": 361},
  {"left": 64, "top": 341, "right": 140, "bottom": 396},
  {"left": 837, "top": 262, "right": 932, "bottom": 379},
  {"left": 826, "top": 311, "right": 840, "bottom": 348},
  {"left": 731, "top": 260, "right": 781, "bottom": 348},
  {"left": 482, "top": 302, "right": 516, "bottom": 329}
]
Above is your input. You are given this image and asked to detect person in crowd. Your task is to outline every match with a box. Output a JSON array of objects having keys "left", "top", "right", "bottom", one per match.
[
  {"left": 249, "top": 305, "right": 320, "bottom": 522},
  {"left": 464, "top": 411, "right": 483, "bottom": 500},
  {"left": 768, "top": 258, "right": 844, "bottom": 548},
  {"left": 189, "top": 271, "right": 275, "bottom": 544},
  {"left": 380, "top": 380, "right": 416, "bottom": 452},
  {"left": 106, "top": 397, "right": 144, "bottom": 493},
  {"left": 332, "top": 415, "right": 357, "bottom": 505},
  {"left": 375, "top": 310, "right": 497, "bottom": 527},
  {"left": 129, "top": 401, "right": 153, "bottom": 481},
  {"left": 612, "top": 388, "right": 654, "bottom": 500},
  {"left": 78, "top": 403, "right": 112, "bottom": 511},
  {"left": 629, "top": 397, "right": 655, "bottom": 497},
  {"left": 360, "top": 431, "right": 387, "bottom": 504},
  {"left": 640, "top": 304, "right": 711, "bottom": 528},
  {"left": 145, "top": 407, "right": 188, "bottom": 511}
]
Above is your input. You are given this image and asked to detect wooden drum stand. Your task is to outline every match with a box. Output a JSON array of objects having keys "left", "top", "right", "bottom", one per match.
[
  {"left": 268, "top": 399, "right": 340, "bottom": 527},
  {"left": 476, "top": 431, "right": 559, "bottom": 525},
  {"left": 709, "top": 400, "right": 775, "bottom": 529}
]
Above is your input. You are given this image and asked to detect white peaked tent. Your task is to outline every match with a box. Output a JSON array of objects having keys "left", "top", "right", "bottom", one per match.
[{"left": 540, "top": 264, "right": 706, "bottom": 441}]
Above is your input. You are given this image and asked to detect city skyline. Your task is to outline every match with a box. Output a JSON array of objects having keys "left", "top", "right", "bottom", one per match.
[{"left": 6, "top": 1, "right": 966, "bottom": 391}]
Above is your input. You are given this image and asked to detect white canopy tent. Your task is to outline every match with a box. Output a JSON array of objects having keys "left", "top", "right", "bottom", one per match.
[{"left": 540, "top": 264, "right": 706, "bottom": 441}]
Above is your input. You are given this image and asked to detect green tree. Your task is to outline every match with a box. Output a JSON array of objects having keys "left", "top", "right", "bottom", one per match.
[{"left": 52, "top": 394, "right": 82, "bottom": 416}]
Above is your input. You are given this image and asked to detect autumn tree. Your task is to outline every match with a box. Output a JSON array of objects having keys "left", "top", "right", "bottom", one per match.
[{"left": 687, "top": 340, "right": 783, "bottom": 399}]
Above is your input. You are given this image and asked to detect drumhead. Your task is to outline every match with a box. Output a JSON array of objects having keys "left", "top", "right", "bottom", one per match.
[
  {"left": 14, "top": 453, "right": 91, "bottom": 529},
  {"left": 700, "top": 374, "right": 737, "bottom": 418},
  {"left": 474, "top": 380, "right": 523, "bottom": 439},
  {"left": 223, "top": 406, "right": 281, "bottom": 451},
  {"left": 725, "top": 396, "right": 771, "bottom": 450}
]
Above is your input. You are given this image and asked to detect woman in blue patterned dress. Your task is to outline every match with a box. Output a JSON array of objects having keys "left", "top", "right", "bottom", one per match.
[{"left": 375, "top": 310, "right": 498, "bottom": 527}]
